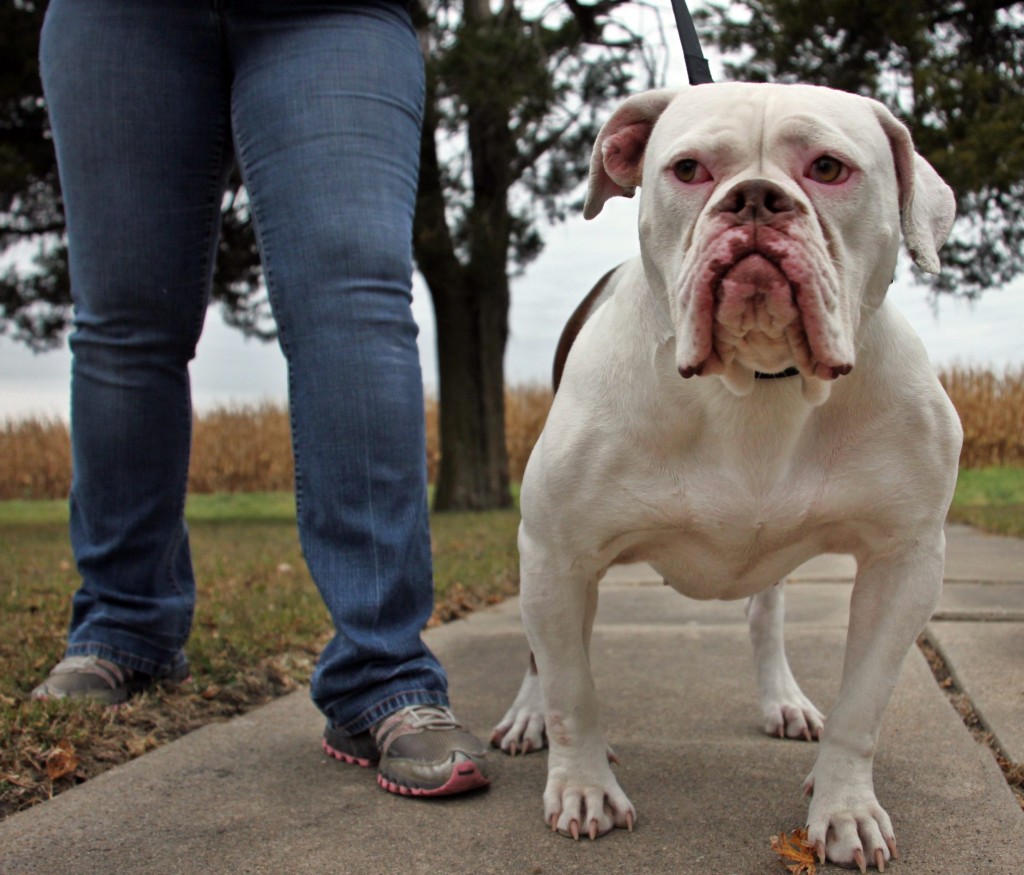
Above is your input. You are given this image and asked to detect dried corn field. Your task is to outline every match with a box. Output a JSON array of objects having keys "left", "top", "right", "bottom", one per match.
[
  {"left": 188, "top": 402, "right": 294, "bottom": 493},
  {"left": 2, "top": 367, "right": 1022, "bottom": 501},
  {"left": 422, "top": 383, "right": 557, "bottom": 483},
  {"left": 940, "top": 367, "right": 1024, "bottom": 468},
  {"left": 0, "top": 416, "right": 71, "bottom": 501}
]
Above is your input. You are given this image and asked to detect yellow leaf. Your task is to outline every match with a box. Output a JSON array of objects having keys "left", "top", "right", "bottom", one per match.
[
  {"left": 44, "top": 742, "right": 79, "bottom": 781},
  {"left": 770, "top": 827, "right": 816, "bottom": 875}
]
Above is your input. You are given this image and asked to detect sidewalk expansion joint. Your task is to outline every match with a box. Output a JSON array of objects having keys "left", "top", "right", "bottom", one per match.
[
  {"left": 931, "top": 611, "right": 1024, "bottom": 622},
  {"left": 916, "top": 631, "right": 1024, "bottom": 812}
]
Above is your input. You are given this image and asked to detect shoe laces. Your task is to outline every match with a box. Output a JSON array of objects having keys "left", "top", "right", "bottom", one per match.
[
  {"left": 374, "top": 705, "right": 463, "bottom": 752},
  {"left": 55, "top": 655, "right": 129, "bottom": 688}
]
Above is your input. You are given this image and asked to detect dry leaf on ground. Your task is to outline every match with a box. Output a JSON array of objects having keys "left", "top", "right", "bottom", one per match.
[
  {"left": 770, "top": 827, "right": 817, "bottom": 874},
  {"left": 44, "top": 742, "right": 79, "bottom": 781}
]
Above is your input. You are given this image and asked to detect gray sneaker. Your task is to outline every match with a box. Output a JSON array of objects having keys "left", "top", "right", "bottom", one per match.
[
  {"left": 324, "top": 704, "right": 491, "bottom": 797},
  {"left": 322, "top": 724, "right": 380, "bottom": 768},
  {"left": 30, "top": 655, "right": 191, "bottom": 705}
]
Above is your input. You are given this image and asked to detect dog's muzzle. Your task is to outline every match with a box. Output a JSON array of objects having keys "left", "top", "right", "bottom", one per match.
[{"left": 675, "top": 178, "right": 856, "bottom": 391}]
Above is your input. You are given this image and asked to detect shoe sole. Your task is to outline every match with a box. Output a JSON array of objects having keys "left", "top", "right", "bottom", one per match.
[
  {"left": 322, "top": 737, "right": 378, "bottom": 769},
  {"left": 377, "top": 762, "right": 491, "bottom": 797},
  {"left": 323, "top": 737, "right": 488, "bottom": 795}
]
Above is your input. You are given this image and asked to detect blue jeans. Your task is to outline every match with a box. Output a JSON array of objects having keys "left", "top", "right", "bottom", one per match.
[{"left": 40, "top": 0, "right": 448, "bottom": 733}]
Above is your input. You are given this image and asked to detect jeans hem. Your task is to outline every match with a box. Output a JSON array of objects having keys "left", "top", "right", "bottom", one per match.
[
  {"left": 64, "top": 642, "right": 188, "bottom": 678},
  {"left": 330, "top": 688, "right": 450, "bottom": 735}
]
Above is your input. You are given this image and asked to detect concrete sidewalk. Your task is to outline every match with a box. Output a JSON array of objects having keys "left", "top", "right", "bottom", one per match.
[{"left": 1, "top": 524, "right": 1022, "bottom": 874}]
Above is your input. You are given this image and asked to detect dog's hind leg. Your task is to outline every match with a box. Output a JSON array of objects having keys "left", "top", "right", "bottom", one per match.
[
  {"left": 746, "top": 581, "right": 825, "bottom": 740},
  {"left": 491, "top": 577, "right": 603, "bottom": 757},
  {"left": 491, "top": 652, "right": 547, "bottom": 755}
]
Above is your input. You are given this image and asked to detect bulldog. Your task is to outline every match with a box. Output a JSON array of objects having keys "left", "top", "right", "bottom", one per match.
[{"left": 491, "top": 83, "right": 962, "bottom": 870}]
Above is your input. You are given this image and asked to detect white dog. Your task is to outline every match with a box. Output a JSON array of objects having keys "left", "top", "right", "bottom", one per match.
[{"left": 491, "top": 83, "right": 961, "bottom": 871}]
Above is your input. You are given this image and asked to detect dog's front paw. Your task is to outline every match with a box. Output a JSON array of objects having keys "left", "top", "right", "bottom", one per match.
[
  {"left": 491, "top": 670, "right": 547, "bottom": 756},
  {"left": 762, "top": 687, "right": 825, "bottom": 741},
  {"left": 804, "top": 764, "right": 896, "bottom": 871},
  {"left": 543, "top": 763, "right": 636, "bottom": 840}
]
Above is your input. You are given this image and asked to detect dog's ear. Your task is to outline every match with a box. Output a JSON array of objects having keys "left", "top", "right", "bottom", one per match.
[
  {"left": 871, "top": 103, "right": 956, "bottom": 274},
  {"left": 583, "top": 89, "right": 678, "bottom": 220},
  {"left": 903, "top": 153, "right": 957, "bottom": 273}
]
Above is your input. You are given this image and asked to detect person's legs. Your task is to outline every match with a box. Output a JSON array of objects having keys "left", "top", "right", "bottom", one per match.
[
  {"left": 224, "top": 0, "right": 448, "bottom": 732},
  {"left": 39, "top": 0, "right": 232, "bottom": 677}
]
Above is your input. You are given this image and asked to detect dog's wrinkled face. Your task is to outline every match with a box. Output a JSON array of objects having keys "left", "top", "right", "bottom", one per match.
[{"left": 584, "top": 83, "right": 955, "bottom": 400}]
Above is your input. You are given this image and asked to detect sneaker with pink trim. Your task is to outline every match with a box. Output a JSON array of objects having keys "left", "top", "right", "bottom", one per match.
[
  {"left": 323, "top": 704, "right": 491, "bottom": 797},
  {"left": 321, "top": 725, "right": 379, "bottom": 768}
]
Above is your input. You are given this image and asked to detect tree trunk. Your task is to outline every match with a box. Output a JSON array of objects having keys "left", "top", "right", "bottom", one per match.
[
  {"left": 431, "top": 270, "right": 511, "bottom": 511},
  {"left": 413, "top": 26, "right": 513, "bottom": 512}
]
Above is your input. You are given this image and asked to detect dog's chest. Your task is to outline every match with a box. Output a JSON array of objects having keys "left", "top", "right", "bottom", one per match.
[{"left": 614, "top": 469, "right": 847, "bottom": 600}]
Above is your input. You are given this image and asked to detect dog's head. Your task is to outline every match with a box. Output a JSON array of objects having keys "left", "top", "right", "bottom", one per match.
[{"left": 583, "top": 83, "right": 955, "bottom": 400}]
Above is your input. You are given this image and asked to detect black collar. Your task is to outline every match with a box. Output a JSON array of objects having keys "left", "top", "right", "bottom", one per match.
[{"left": 754, "top": 367, "right": 800, "bottom": 380}]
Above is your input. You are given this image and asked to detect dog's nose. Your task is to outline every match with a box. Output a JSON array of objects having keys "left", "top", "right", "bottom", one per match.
[{"left": 716, "top": 179, "right": 795, "bottom": 222}]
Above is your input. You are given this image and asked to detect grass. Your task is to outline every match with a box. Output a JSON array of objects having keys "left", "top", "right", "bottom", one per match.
[
  {"left": 0, "top": 492, "right": 300, "bottom": 527},
  {"left": 947, "top": 467, "right": 1024, "bottom": 537},
  {"left": 0, "top": 493, "right": 519, "bottom": 819}
]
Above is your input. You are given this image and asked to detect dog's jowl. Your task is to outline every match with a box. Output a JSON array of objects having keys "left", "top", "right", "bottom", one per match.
[{"left": 491, "top": 82, "right": 961, "bottom": 870}]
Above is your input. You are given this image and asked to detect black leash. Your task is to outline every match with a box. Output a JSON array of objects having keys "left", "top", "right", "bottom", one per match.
[{"left": 670, "top": 0, "right": 713, "bottom": 85}]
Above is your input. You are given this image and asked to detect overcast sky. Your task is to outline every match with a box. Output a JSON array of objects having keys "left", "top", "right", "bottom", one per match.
[{"left": 2, "top": 5, "right": 1021, "bottom": 420}]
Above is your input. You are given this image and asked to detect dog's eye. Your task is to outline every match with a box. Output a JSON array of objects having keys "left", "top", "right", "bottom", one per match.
[
  {"left": 808, "top": 156, "right": 847, "bottom": 184},
  {"left": 673, "top": 159, "right": 709, "bottom": 184}
]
